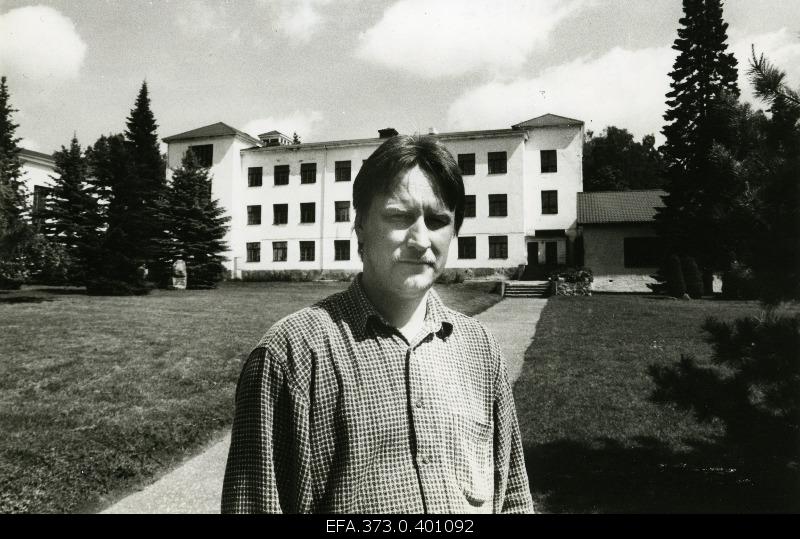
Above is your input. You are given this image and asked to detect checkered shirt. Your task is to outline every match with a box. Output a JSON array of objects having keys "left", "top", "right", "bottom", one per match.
[{"left": 221, "top": 276, "right": 534, "bottom": 514}]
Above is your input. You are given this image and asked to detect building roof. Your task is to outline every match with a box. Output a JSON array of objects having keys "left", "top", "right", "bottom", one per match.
[
  {"left": 577, "top": 190, "right": 666, "bottom": 224},
  {"left": 512, "top": 113, "right": 584, "bottom": 129},
  {"left": 258, "top": 130, "right": 288, "bottom": 137},
  {"left": 162, "top": 122, "right": 261, "bottom": 145},
  {"left": 20, "top": 148, "right": 56, "bottom": 166}
]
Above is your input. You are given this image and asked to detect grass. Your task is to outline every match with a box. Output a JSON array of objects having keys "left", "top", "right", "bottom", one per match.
[
  {"left": 0, "top": 280, "right": 500, "bottom": 513},
  {"left": 516, "top": 294, "right": 799, "bottom": 513}
]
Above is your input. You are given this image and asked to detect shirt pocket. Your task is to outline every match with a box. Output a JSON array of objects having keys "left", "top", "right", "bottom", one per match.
[{"left": 452, "top": 413, "right": 493, "bottom": 510}]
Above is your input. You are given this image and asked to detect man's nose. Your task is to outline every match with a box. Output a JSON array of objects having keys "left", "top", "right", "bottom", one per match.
[{"left": 407, "top": 215, "right": 431, "bottom": 252}]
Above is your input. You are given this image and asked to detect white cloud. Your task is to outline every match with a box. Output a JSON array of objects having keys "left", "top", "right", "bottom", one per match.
[
  {"left": 242, "top": 111, "right": 324, "bottom": 142},
  {"left": 356, "top": 0, "right": 584, "bottom": 78},
  {"left": 446, "top": 28, "right": 800, "bottom": 143},
  {"left": 277, "top": 0, "right": 331, "bottom": 42},
  {"left": 0, "top": 6, "right": 86, "bottom": 81},
  {"left": 176, "top": 2, "right": 228, "bottom": 37}
]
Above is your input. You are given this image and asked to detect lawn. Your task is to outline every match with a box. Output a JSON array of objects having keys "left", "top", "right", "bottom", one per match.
[
  {"left": 0, "top": 280, "right": 500, "bottom": 513},
  {"left": 516, "top": 294, "right": 799, "bottom": 513}
]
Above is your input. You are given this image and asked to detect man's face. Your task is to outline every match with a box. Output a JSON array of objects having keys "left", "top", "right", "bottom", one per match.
[{"left": 357, "top": 165, "right": 456, "bottom": 301}]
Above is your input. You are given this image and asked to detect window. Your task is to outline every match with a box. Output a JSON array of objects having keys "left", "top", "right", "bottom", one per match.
[
  {"left": 189, "top": 144, "right": 213, "bottom": 167},
  {"left": 300, "top": 162, "right": 317, "bottom": 184},
  {"left": 458, "top": 153, "right": 475, "bottom": 176},
  {"left": 300, "top": 202, "right": 316, "bottom": 223},
  {"left": 488, "top": 151, "right": 507, "bottom": 174},
  {"left": 33, "top": 185, "right": 51, "bottom": 215},
  {"left": 248, "top": 167, "right": 263, "bottom": 187},
  {"left": 334, "top": 240, "right": 351, "bottom": 261},
  {"left": 488, "top": 194, "right": 507, "bottom": 217},
  {"left": 463, "top": 195, "right": 476, "bottom": 218},
  {"left": 274, "top": 164, "right": 290, "bottom": 185},
  {"left": 541, "top": 150, "right": 557, "bottom": 173},
  {"left": 335, "top": 160, "right": 351, "bottom": 182},
  {"left": 335, "top": 201, "right": 350, "bottom": 222},
  {"left": 272, "top": 241, "right": 287, "bottom": 262},
  {"left": 246, "top": 242, "right": 260, "bottom": 263},
  {"left": 489, "top": 236, "right": 508, "bottom": 259},
  {"left": 299, "top": 241, "right": 315, "bottom": 262},
  {"left": 273, "top": 203, "right": 288, "bottom": 225},
  {"left": 247, "top": 205, "right": 261, "bottom": 225},
  {"left": 624, "top": 237, "right": 665, "bottom": 268},
  {"left": 458, "top": 237, "right": 476, "bottom": 259},
  {"left": 541, "top": 190, "right": 558, "bottom": 214}
]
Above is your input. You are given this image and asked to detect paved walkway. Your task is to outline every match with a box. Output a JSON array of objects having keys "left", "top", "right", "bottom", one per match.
[{"left": 101, "top": 297, "right": 548, "bottom": 514}]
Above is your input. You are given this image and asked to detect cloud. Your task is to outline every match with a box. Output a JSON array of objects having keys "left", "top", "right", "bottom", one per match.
[
  {"left": 242, "top": 111, "right": 324, "bottom": 141},
  {"left": 446, "top": 28, "right": 800, "bottom": 143},
  {"left": 176, "top": 1, "right": 229, "bottom": 37},
  {"left": 0, "top": 6, "right": 86, "bottom": 81},
  {"left": 276, "top": 0, "right": 331, "bottom": 42},
  {"left": 356, "top": 0, "right": 584, "bottom": 78}
]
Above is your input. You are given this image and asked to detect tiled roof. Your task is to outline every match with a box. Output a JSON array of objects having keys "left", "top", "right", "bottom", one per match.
[
  {"left": 578, "top": 190, "right": 666, "bottom": 224},
  {"left": 162, "top": 122, "right": 261, "bottom": 145},
  {"left": 512, "top": 113, "right": 584, "bottom": 129}
]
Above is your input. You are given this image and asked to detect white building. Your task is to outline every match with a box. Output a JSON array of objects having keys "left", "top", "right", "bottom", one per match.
[
  {"left": 20, "top": 148, "right": 56, "bottom": 215},
  {"left": 162, "top": 114, "right": 584, "bottom": 279}
]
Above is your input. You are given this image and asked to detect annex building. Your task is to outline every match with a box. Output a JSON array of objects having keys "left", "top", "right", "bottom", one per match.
[{"left": 162, "top": 114, "right": 585, "bottom": 279}]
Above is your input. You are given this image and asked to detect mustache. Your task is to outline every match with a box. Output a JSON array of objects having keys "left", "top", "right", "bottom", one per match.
[{"left": 396, "top": 255, "right": 437, "bottom": 266}]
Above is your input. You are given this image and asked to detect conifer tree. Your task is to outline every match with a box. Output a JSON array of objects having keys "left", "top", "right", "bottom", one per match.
[
  {"left": 655, "top": 0, "right": 741, "bottom": 291},
  {"left": 42, "top": 136, "right": 100, "bottom": 284},
  {"left": 162, "top": 150, "right": 230, "bottom": 289},
  {"left": 0, "top": 76, "right": 30, "bottom": 288}
]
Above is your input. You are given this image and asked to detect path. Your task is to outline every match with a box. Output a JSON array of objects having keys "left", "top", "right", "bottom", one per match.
[{"left": 101, "top": 297, "right": 548, "bottom": 514}]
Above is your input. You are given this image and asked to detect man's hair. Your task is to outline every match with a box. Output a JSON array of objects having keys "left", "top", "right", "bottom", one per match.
[{"left": 353, "top": 134, "right": 465, "bottom": 234}]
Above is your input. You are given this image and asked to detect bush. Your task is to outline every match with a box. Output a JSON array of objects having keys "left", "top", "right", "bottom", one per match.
[
  {"left": 241, "top": 270, "right": 322, "bottom": 282},
  {"left": 435, "top": 268, "right": 472, "bottom": 284},
  {"left": 546, "top": 266, "right": 593, "bottom": 284},
  {"left": 649, "top": 312, "right": 800, "bottom": 470},
  {"left": 681, "top": 256, "right": 704, "bottom": 298},
  {"left": 0, "top": 259, "right": 27, "bottom": 290},
  {"left": 722, "top": 263, "right": 759, "bottom": 300},
  {"left": 664, "top": 254, "right": 686, "bottom": 298}
]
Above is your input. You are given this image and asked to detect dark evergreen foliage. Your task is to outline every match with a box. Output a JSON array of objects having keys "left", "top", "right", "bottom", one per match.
[
  {"left": 649, "top": 314, "right": 800, "bottom": 478},
  {"left": 655, "top": 0, "right": 741, "bottom": 281},
  {"left": 582, "top": 127, "right": 666, "bottom": 191},
  {"left": 0, "top": 76, "right": 29, "bottom": 288},
  {"left": 161, "top": 149, "right": 230, "bottom": 289},
  {"left": 665, "top": 254, "right": 686, "bottom": 298},
  {"left": 41, "top": 136, "right": 100, "bottom": 284},
  {"left": 681, "top": 255, "right": 704, "bottom": 298}
]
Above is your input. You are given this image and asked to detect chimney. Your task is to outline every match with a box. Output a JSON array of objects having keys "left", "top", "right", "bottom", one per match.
[{"left": 378, "top": 127, "right": 398, "bottom": 139}]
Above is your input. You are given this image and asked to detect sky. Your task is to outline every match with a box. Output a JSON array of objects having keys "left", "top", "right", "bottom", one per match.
[{"left": 1, "top": 0, "right": 799, "bottom": 154}]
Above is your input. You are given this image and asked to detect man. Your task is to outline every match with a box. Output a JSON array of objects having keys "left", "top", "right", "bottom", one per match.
[{"left": 221, "top": 134, "right": 534, "bottom": 514}]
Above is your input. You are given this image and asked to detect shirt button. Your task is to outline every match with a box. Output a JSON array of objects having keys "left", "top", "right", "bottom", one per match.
[
  {"left": 414, "top": 399, "right": 424, "bottom": 408},
  {"left": 420, "top": 454, "right": 431, "bottom": 465}
]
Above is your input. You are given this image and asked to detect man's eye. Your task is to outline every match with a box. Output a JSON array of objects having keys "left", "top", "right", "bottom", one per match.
[{"left": 426, "top": 215, "right": 451, "bottom": 229}]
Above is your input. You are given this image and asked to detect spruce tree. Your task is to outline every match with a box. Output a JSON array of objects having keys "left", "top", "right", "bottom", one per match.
[
  {"left": 0, "top": 76, "right": 30, "bottom": 288},
  {"left": 163, "top": 150, "right": 230, "bottom": 289},
  {"left": 42, "top": 136, "right": 100, "bottom": 284},
  {"left": 123, "top": 81, "right": 168, "bottom": 283},
  {"left": 655, "top": 0, "right": 741, "bottom": 288}
]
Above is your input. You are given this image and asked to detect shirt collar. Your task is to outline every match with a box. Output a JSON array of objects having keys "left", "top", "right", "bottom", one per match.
[{"left": 346, "top": 274, "right": 454, "bottom": 340}]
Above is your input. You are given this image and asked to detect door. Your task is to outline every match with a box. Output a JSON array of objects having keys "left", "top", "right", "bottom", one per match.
[
  {"left": 545, "top": 242, "right": 558, "bottom": 265},
  {"left": 527, "top": 242, "right": 539, "bottom": 266}
]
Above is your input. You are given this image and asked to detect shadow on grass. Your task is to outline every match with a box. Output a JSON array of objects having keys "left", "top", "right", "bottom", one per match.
[
  {"left": 0, "top": 296, "right": 54, "bottom": 304},
  {"left": 525, "top": 436, "right": 800, "bottom": 513}
]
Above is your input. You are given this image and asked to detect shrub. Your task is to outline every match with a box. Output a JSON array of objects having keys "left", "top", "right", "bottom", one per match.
[
  {"left": 0, "top": 259, "right": 27, "bottom": 290},
  {"left": 649, "top": 313, "right": 800, "bottom": 470},
  {"left": 85, "top": 278, "right": 153, "bottom": 296},
  {"left": 664, "top": 254, "right": 686, "bottom": 298},
  {"left": 722, "top": 263, "right": 759, "bottom": 300},
  {"left": 681, "top": 256, "right": 704, "bottom": 298},
  {"left": 435, "top": 268, "right": 472, "bottom": 284},
  {"left": 546, "top": 267, "right": 593, "bottom": 284}
]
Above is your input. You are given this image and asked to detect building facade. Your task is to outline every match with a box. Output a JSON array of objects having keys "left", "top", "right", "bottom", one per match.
[
  {"left": 20, "top": 148, "right": 56, "bottom": 215},
  {"left": 163, "top": 114, "right": 584, "bottom": 279}
]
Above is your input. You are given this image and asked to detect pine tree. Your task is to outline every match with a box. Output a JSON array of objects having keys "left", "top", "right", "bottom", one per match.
[
  {"left": 0, "top": 76, "right": 31, "bottom": 288},
  {"left": 123, "top": 81, "right": 169, "bottom": 283},
  {"left": 42, "top": 136, "right": 100, "bottom": 284},
  {"left": 163, "top": 150, "right": 230, "bottom": 289},
  {"left": 292, "top": 132, "right": 301, "bottom": 144},
  {"left": 655, "top": 0, "right": 741, "bottom": 288}
]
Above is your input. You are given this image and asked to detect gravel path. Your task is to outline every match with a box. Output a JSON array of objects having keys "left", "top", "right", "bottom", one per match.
[{"left": 101, "top": 296, "right": 548, "bottom": 514}]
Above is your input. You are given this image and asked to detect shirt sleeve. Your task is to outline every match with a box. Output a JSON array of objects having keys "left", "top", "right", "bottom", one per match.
[
  {"left": 490, "top": 335, "right": 536, "bottom": 514},
  {"left": 221, "top": 343, "right": 311, "bottom": 513}
]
